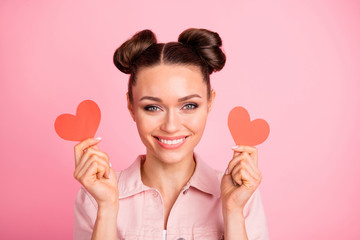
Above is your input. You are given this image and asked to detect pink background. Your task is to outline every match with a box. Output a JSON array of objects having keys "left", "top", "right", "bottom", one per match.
[{"left": 1, "top": 0, "right": 359, "bottom": 239}]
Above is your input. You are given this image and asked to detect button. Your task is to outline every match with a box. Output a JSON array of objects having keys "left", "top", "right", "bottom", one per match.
[{"left": 153, "top": 191, "right": 158, "bottom": 197}]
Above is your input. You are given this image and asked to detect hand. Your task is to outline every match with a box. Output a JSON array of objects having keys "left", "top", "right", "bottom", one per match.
[
  {"left": 73, "top": 137, "right": 119, "bottom": 208},
  {"left": 221, "top": 145, "right": 262, "bottom": 213}
]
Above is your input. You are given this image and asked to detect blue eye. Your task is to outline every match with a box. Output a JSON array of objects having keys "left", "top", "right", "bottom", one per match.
[
  {"left": 144, "top": 105, "right": 160, "bottom": 112},
  {"left": 182, "top": 103, "right": 198, "bottom": 110}
]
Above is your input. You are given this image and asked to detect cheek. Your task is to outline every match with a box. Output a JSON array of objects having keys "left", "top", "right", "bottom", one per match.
[
  {"left": 184, "top": 110, "right": 208, "bottom": 133},
  {"left": 134, "top": 111, "right": 159, "bottom": 135}
]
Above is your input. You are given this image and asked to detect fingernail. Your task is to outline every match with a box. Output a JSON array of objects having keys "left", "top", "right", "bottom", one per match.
[
  {"left": 95, "top": 137, "right": 102, "bottom": 140},
  {"left": 231, "top": 145, "right": 239, "bottom": 149},
  {"left": 109, "top": 162, "right": 112, "bottom": 167},
  {"left": 225, "top": 167, "right": 229, "bottom": 175}
]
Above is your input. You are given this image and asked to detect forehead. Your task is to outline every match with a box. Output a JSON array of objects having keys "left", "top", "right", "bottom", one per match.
[{"left": 134, "top": 64, "right": 206, "bottom": 98}]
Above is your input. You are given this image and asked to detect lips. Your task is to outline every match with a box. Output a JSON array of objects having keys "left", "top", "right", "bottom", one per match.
[{"left": 153, "top": 135, "right": 189, "bottom": 149}]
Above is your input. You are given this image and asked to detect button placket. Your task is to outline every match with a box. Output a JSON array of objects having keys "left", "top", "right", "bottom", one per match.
[
  {"left": 143, "top": 190, "right": 163, "bottom": 228},
  {"left": 153, "top": 191, "right": 158, "bottom": 198}
]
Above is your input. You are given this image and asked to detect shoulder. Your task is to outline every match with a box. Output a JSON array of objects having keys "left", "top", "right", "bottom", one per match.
[{"left": 214, "top": 168, "right": 224, "bottom": 182}]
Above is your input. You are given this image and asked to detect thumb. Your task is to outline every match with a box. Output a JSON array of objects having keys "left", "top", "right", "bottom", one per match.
[
  {"left": 221, "top": 173, "right": 235, "bottom": 194},
  {"left": 108, "top": 166, "right": 118, "bottom": 183}
]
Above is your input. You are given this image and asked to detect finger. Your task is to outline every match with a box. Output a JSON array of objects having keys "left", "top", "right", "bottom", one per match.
[
  {"left": 81, "top": 161, "right": 102, "bottom": 185},
  {"left": 95, "top": 161, "right": 108, "bottom": 180},
  {"left": 232, "top": 145, "right": 257, "bottom": 154},
  {"left": 231, "top": 162, "right": 243, "bottom": 186},
  {"left": 221, "top": 173, "right": 237, "bottom": 193},
  {"left": 232, "top": 145, "right": 258, "bottom": 166},
  {"left": 232, "top": 150, "right": 241, "bottom": 158},
  {"left": 236, "top": 151, "right": 258, "bottom": 174},
  {"left": 83, "top": 147, "right": 110, "bottom": 163},
  {"left": 105, "top": 162, "right": 112, "bottom": 179},
  {"left": 236, "top": 167, "right": 259, "bottom": 190},
  {"left": 89, "top": 145, "right": 111, "bottom": 177},
  {"left": 76, "top": 155, "right": 109, "bottom": 180},
  {"left": 97, "top": 168, "right": 105, "bottom": 180},
  {"left": 76, "top": 147, "right": 110, "bottom": 171},
  {"left": 78, "top": 147, "right": 110, "bottom": 179},
  {"left": 75, "top": 155, "right": 110, "bottom": 180},
  {"left": 227, "top": 152, "right": 251, "bottom": 177},
  {"left": 107, "top": 166, "right": 119, "bottom": 185},
  {"left": 231, "top": 159, "right": 260, "bottom": 186},
  {"left": 84, "top": 159, "right": 107, "bottom": 181},
  {"left": 227, "top": 156, "right": 242, "bottom": 178},
  {"left": 74, "top": 137, "right": 102, "bottom": 166},
  {"left": 232, "top": 163, "right": 256, "bottom": 189},
  {"left": 77, "top": 137, "right": 102, "bottom": 154},
  {"left": 108, "top": 165, "right": 116, "bottom": 181},
  {"left": 103, "top": 164, "right": 111, "bottom": 180},
  {"left": 90, "top": 144, "right": 100, "bottom": 150}
]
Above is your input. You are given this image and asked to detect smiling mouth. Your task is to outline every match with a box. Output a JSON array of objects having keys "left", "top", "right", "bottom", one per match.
[{"left": 153, "top": 135, "right": 189, "bottom": 148}]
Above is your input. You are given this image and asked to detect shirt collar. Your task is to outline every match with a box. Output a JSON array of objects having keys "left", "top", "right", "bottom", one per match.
[
  {"left": 188, "top": 152, "right": 221, "bottom": 197},
  {"left": 117, "top": 153, "right": 221, "bottom": 199},
  {"left": 117, "top": 154, "right": 149, "bottom": 199}
]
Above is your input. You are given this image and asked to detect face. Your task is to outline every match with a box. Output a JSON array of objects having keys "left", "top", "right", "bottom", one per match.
[{"left": 127, "top": 64, "right": 215, "bottom": 165}]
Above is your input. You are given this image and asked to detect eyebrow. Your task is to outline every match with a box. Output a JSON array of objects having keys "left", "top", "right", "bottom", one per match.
[
  {"left": 178, "top": 94, "right": 202, "bottom": 102},
  {"left": 139, "top": 94, "right": 202, "bottom": 102}
]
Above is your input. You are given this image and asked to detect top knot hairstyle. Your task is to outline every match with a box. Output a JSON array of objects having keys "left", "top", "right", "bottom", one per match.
[{"left": 113, "top": 28, "right": 226, "bottom": 104}]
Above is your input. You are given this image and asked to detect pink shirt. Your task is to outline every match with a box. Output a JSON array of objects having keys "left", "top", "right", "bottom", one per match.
[{"left": 74, "top": 153, "right": 269, "bottom": 240}]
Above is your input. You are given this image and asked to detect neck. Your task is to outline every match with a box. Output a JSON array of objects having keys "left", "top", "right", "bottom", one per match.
[{"left": 141, "top": 151, "right": 196, "bottom": 197}]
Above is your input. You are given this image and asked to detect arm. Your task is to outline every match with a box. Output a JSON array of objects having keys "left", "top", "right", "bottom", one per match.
[
  {"left": 223, "top": 209, "right": 248, "bottom": 240},
  {"left": 92, "top": 202, "right": 119, "bottom": 240},
  {"left": 223, "top": 189, "right": 269, "bottom": 240},
  {"left": 73, "top": 138, "right": 120, "bottom": 239},
  {"left": 74, "top": 187, "right": 97, "bottom": 240},
  {"left": 74, "top": 187, "right": 120, "bottom": 240},
  {"left": 221, "top": 145, "right": 269, "bottom": 240}
]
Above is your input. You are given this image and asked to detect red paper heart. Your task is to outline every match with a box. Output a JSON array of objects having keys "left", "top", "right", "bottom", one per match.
[
  {"left": 228, "top": 106, "right": 270, "bottom": 146},
  {"left": 54, "top": 100, "right": 101, "bottom": 142}
]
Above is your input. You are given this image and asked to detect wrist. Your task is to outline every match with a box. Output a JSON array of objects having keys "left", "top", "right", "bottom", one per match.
[
  {"left": 222, "top": 202, "right": 244, "bottom": 216},
  {"left": 223, "top": 208, "right": 245, "bottom": 222},
  {"left": 223, "top": 210, "right": 248, "bottom": 240},
  {"left": 97, "top": 201, "right": 119, "bottom": 218}
]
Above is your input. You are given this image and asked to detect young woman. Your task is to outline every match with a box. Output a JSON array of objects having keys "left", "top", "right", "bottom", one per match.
[{"left": 73, "top": 28, "right": 269, "bottom": 240}]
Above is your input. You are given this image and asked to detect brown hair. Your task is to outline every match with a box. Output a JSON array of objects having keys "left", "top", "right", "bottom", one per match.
[{"left": 113, "top": 28, "right": 226, "bottom": 104}]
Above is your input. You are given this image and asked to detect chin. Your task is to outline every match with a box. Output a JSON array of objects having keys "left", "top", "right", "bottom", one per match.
[
  {"left": 160, "top": 151, "right": 193, "bottom": 164},
  {"left": 148, "top": 144, "right": 195, "bottom": 164}
]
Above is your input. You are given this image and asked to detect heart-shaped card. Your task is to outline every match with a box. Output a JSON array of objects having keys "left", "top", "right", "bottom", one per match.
[
  {"left": 54, "top": 100, "right": 101, "bottom": 142},
  {"left": 228, "top": 106, "right": 270, "bottom": 146}
]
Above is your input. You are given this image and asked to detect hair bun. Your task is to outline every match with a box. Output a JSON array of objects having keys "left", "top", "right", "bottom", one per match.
[
  {"left": 178, "top": 28, "right": 226, "bottom": 74},
  {"left": 113, "top": 29, "right": 157, "bottom": 74}
]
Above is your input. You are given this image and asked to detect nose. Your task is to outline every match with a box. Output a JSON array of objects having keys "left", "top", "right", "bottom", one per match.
[{"left": 160, "top": 108, "right": 181, "bottom": 133}]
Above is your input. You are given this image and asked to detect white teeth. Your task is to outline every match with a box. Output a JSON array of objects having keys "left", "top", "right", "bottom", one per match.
[{"left": 159, "top": 137, "right": 185, "bottom": 145}]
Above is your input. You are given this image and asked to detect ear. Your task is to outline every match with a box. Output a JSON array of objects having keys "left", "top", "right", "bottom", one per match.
[
  {"left": 207, "top": 89, "right": 216, "bottom": 112},
  {"left": 126, "top": 92, "right": 135, "bottom": 121}
]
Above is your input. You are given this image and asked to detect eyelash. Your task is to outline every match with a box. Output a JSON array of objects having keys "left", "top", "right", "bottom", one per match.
[
  {"left": 182, "top": 103, "right": 198, "bottom": 110},
  {"left": 144, "top": 105, "right": 161, "bottom": 112},
  {"left": 144, "top": 103, "right": 199, "bottom": 112}
]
